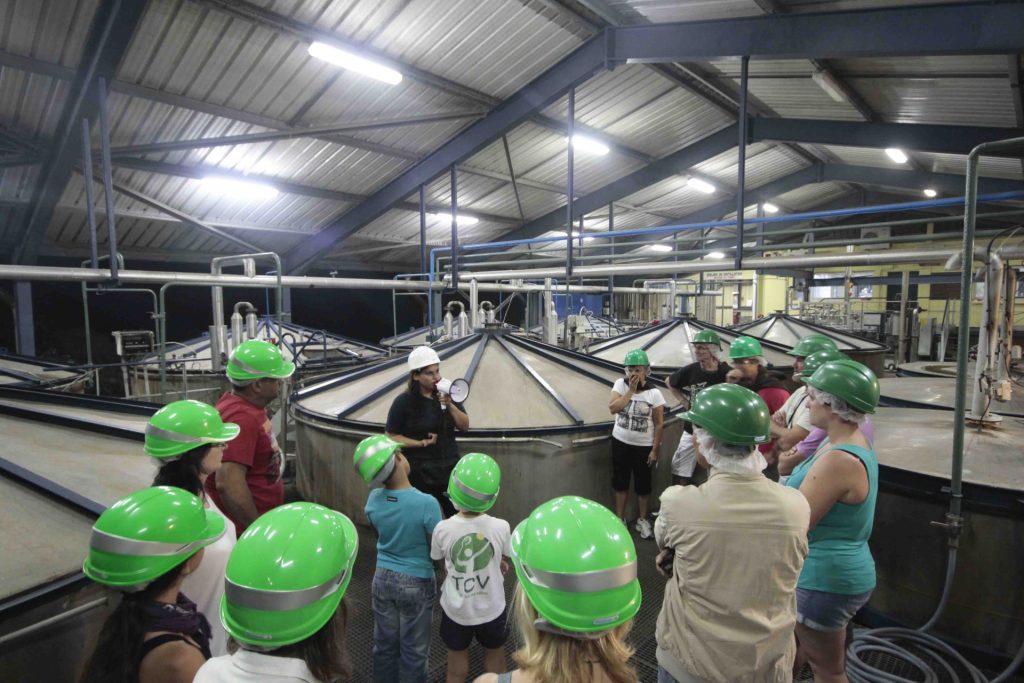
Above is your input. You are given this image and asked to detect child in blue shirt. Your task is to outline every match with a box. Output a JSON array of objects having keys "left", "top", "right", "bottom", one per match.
[{"left": 355, "top": 435, "right": 442, "bottom": 683}]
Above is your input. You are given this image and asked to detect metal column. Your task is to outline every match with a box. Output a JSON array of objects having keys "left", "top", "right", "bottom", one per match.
[
  {"left": 450, "top": 167, "right": 459, "bottom": 289},
  {"left": 607, "top": 202, "right": 615, "bottom": 318},
  {"left": 97, "top": 78, "right": 118, "bottom": 282},
  {"left": 896, "top": 270, "right": 910, "bottom": 364},
  {"left": 419, "top": 185, "right": 427, "bottom": 277},
  {"left": 81, "top": 118, "right": 99, "bottom": 269},
  {"left": 14, "top": 281, "right": 34, "bottom": 356},
  {"left": 734, "top": 56, "right": 749, "bottom": 271},
  {"left": 564, "top": 88, "right": 575, "bottom": 345}
]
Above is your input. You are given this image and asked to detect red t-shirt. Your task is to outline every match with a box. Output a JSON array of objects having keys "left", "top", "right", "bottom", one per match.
[
  {"left": 205, "top": 392, "right": 283, "bottom": 536},
  {"left": 757, "top": 387, "right": 791, "bottom": 455}
]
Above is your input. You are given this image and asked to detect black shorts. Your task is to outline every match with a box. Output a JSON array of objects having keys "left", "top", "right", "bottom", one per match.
[
  {"left": 610, "top": 437, "right": 653, "bottom": 495},
  {"left": 440, "top": 609, "right": 507, "bottom": 651}
]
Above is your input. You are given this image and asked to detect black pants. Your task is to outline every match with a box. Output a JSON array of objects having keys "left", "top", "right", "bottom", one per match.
[
  {"left": 409, "top": 463, "right": 457, "bottom": 518},
  {"left": 610, "top": 437, "right": 653, "bottom": 495}
]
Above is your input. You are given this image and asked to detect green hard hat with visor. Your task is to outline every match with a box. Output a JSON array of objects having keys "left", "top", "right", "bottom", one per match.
[
  {"left": 221, "top": 502, "right": 359, "bottom": 649},
  {"left": 682, "top": 383, "right": 771, "bottom": 445},
  {"left": 226, "top": 339, "right": 296, "bottom": 382},
  {"left": 787, "top": 334, "right": 839, "bottom": 358},
  {"left": 144, "top": 399, "right": 240, "bottom": 459},
  {"left": 805, "top": 358, "right": 880, "bottom": 415},
  {"left": 447, "top": 453, "right": 501, "bottom": 513},
  {"left": 353, "top": 434, "right": 401, "bottom": 488},
  {"left": 511, "top": 496, "right": 641, "bottom": 635},
  {"left": 83, "top": 486, "right": 226, "bottom": 591}
]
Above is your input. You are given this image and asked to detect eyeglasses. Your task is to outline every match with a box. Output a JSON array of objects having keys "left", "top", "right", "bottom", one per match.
[{"left": 732, "top": 358, "right": 759, "bottom": 366}]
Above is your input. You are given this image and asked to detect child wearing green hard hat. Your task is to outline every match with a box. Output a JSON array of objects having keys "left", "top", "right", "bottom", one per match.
[{"left": 431, "top": 453, "right": 512, "bottom": 682}]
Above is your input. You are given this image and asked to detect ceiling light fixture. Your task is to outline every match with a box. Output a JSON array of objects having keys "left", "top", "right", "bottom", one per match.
[
  {"left": 429, "top": 212, "right": 479, "bottom": 226},
  {"left": 885, "top": 148, "right": 909, "bottom": 164},
  {"left": 706, "top": 251, "right": 726, "bottom": 259},
  {"left": 568, "top": 134, "right": 610, "bottom": 156},
  {"left": 923, "top": 188, "right": 938, "bottom": 198},
  {"left": 687, "top": 177, "right": 716, "bottom": 194},
  {"left": 307, "top": 41, "right": 403, "bottom": 85},
  {"left": 649, "top": 244, "right": 673, "bottom": 252},
  {"left": 762, "top": 202, "right": 779, "bottom": 214},
  {"left": 200, "top": 177, "right": 279, "bottom": 200}
]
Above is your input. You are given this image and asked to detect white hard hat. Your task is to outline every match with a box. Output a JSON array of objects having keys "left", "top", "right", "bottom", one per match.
[{"left": 407, "top": 346, "right": 441, "bottom": 372}]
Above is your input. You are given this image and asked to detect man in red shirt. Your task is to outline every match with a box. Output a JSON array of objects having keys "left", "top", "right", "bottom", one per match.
[
  {"left": 205, "top": 339, "right": 295, "bottom": 536},
  {"left": 728, "top": 336, "right": 790, "bottom": 480}
]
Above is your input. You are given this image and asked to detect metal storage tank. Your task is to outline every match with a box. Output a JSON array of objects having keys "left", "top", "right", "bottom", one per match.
[
  {"left": 380, "top": 323, "right": 448, "bottom": 350},
  {"left": 132, "top": 318, "right": 388, "bottom": 402},
  {"left": 527, "top": 313, "right": 626, "bottom": 346},
  {"left": 878, "top": 377, "right": 1024, "bottom": 417},
  {"left": 0, "top": 387, "right": 155, "bottom": 682},
  {"left": 0, "top": 352, "right": 89, "bottom": 391},
  {"left": 587, "top": 316, "right": 794, "bottom": 377},
  {"left": 868, "top": 406, "right": 1024, "bottom": 659},
  {"left": 292, "top": 328, "right": 683, "bottom": 527},
  {"left": 896, "top": 361, "right": 959, "bottom": 378},
  {"left": 734, "top": 314, "right": 889, "bottom": 375}
]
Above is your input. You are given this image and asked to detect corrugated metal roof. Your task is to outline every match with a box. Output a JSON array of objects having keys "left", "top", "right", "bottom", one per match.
[
  {"left": 0, "top": 0, "right": 99, "bottom": 67},
  {"left": 849, "top": 77, "right": 1017, "bottom": 127},
  {"left": 605, "top": 0, "right": 764, "bottom": 23}
]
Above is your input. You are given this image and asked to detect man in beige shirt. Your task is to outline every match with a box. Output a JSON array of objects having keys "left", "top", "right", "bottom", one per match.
[{"left": 654, "top": 384, "right": 810, "bottom": 683}]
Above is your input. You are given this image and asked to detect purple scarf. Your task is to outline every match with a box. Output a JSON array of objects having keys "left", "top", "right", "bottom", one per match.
[{"left": 138, "top": 592, "right": 213, "bottom": 659}]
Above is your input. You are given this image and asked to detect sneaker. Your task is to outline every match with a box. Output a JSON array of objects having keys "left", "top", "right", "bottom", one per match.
[{"left": 635, "top": 517, "right": 653, "bottom": 540}]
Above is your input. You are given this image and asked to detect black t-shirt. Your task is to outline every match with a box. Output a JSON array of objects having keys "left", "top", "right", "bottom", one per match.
[
  {"left": 668, "top": 361, "right": 731, "bottom": 433},
  {"left": 385, "top": 391, "right": 466, "bottom": 488}
]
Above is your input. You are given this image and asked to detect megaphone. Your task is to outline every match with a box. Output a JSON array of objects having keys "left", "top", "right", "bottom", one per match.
[{"left": 434, "top": 377, "right": 470, "bottom": 410}]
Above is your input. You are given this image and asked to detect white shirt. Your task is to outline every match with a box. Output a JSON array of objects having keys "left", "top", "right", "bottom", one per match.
[
  {"left": 781, "top": 386, "right": 813, "bottom": 433},
  {"left": 611, "top": 378, "right": 666, "bottom": 447},
  {"left": 195, "top": 650, "right": 319, "bottom": 683},
  {"left": 183, "top": 495, "right": 236, "bottom": 656},
  {"left": 430, "top": 513, "right": 511, "bottom": 625}
]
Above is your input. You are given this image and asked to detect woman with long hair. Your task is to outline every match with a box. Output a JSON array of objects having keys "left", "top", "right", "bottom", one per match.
[
  {"left": 145, "top": 399, "right": 239, "bottom": 655},
  {"left": 475, "top": 495, "right": 642, "bottom": 683},
  {"left": 194, "top": 502, "right": 358, "bottom": 683},
  {"left": 385, "top": 345, "right": 469, "bottom": 517},
  {"left": 81, "top": 486, "right": 226, "bottom": 683}
]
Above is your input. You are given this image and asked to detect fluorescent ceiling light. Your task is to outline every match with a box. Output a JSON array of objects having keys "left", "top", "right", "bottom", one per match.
[
  {"left": 201, "top": 177, "right": 279, "bottom": 200},
  {"left": 307, "top": 41, "right": 402, "bottom": 85},
  {"left": 429, "top": 212, "right": 479, "bottom": 226},
  {"left": 553, "top": 230, "right": 594, "bottom": 242},
  {"left": 923, "top": 188, "right": 937, "bottom": 198},
  {"left": 885, "top": 148, "right": 909, "bottom": 164},
  {"left": 762, "top": 202, "right": 779, "bottom": 214},
  {"left": 687, "top": 177, "right": 716, "bottom": 194},
  {"left": 568, "top": 134, "right": 610, "bottom": 156},
  {"left": 649, "top": 244, "right": 673, "bottom": 252},
  {"left": 811, "top": 70, "right": 848, "bottom": 103},
  {"left": 706, "top": 251, "right": 726, "bottom": 259}
]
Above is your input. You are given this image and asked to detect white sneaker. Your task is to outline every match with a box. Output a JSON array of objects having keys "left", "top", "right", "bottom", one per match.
[{"left": 635, "top": 517, "right": 653, "bottom": 540}]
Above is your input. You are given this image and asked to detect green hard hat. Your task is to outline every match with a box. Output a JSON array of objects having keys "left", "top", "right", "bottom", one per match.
[
  {"left": 83, "top": 486, "right": 225, "bottom": 591},
  {"left": 145, "top": 400, "right": 240, "bottom": 458},
  {"left": 692, "top": 330, "right": 721, "bottom": 347},
  {"left": 805, "top": 359, "right": 879, "bottom": 415},
  {"left": 447, "top": 453, "right": 501, "bottom": 513},
  {"left": 800, "top": 349, "right": 849, "bottom": 379},
  {"left": 623, "top": 349, "right": 650, "bottom": 367},
  {"left": 682, "top": 383, "right": 771, "bottom": 445},
  {"left": 511, "top": 496, "right": 641, "bottom": 635},
  {"left": 221, "top": 502, "right": 358, "bottom": 648},
  {"left": 787, "top": 334, "right": 839, "bottom": 358},
  {"left": 728, "top": 336, "right": 763, "bottom": 360},
  {"left": 226, "top": 340, "right": 296, "bottom": 382},
  {"left": 353, "top": 435, "right": 401, "bottom": 488}
]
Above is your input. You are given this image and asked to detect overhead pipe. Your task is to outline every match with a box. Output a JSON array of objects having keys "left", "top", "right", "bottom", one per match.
[
  {"left": 210, "top": 253, "right": 284, "bottom": 370},
  {"left": 81, "top": 118, "right": 99, "bottom": 269}
]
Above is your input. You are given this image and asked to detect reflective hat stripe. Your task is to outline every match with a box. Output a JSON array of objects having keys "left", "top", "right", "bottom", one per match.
[
  {"left": 225, "top": 566, "right": 348, "bottom": 612},
  {"left": 145, "top": 424, "right": 209, "bottom": 444},
  {"left": 452, "top": 473, "right": 495, "bottom": 502},
  {"left": 228, "top": 356, "right": 267, "bottom": 377},
  {"left": 354, "top": 439, "right": 398, "bottom": 471},
  {"left": 368, "top": 458, "right": 396, "bottom": 488},
  {"left": 519, "top": 560, "right": 637, "bottom": 593},
  {"left": 90, "top": 526, "right": 224, "bottom": 557}
]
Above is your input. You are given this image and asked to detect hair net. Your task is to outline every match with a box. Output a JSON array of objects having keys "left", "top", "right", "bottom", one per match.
[
  {"left": 806, "top": 385, "right": 867, "bottom": 424},
  {"left": 694, "top": 428, "right": 767, "bottom": 475},
  {"left": 692, "top": 343, "right": 720, "bottom": 359}
]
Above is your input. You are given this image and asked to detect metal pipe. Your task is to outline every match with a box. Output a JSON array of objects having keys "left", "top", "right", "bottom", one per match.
[
  {"left": 469, "top": 279, "right": 479, "bottom": 330},
  {"left": 969, "top": 254, "right": 1003, "bottom": 421},
  {"left": 210, "top": 253, "right": 284, "bottom": 369},
  {"left": 97, "top": 78, "right": 118, "bottom": 282},
  {"left": 608, "top": 202, "right": 615, "bottom": 318},
  {"left": 897, "top": 270, "right": 910, "bottom": 365},
  {"left": 735, "top": 56, "right": 749, "bottom": 271},
  {"left": 81, "top": 118, "right": 98, "bottom": 269},
  {"left": 564, "top": 88, "right": 575, "bottom": 346},
  {"left": 419, "top": 185, "right": 427, "bottom": 278},
  {"left": 0, "top": 597, "right": 108, "bottom": 646},
  {"left": 450, "top": 166, "right": 459, "bottom": 288}
]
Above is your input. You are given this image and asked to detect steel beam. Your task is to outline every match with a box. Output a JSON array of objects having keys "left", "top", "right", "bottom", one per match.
[
  {"left": 14, "top": 281, "right": 34, "bottom": 356},
  {"left": 14, "top": 0, "right": 150, "bottom": 265},
  {"left": 750, "top": 118, "right": 1024, "bottom": 157},
  {"left": 609, "top": 3, "right": 1024, "bottom": 63},
  {"left": 282, "top": 34, "right": 608, "bottom": 274},
  {"left": 821, "top": 164, "right": 1024, "bottom": 197}
]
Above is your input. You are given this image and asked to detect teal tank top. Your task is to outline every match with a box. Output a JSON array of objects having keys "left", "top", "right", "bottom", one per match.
[{"left": 786, "top": 442, "right": 878, "bottom": 594}]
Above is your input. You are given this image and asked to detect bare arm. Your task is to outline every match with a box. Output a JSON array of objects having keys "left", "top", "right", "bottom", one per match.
[
  {"left": 609, "top": 388, "right": 632, "bottom": 414},
  {"left": 770, "top": 423, "right": 811, "bottom": 451},
  {"left": 215, "top": 462, "right": 260, "bottom": 530},
  {"left": 139, "top": 640, "right": 206, "bottom": 683},
  {"left": 798, "top": 450, "right": 868, "bottom": 530},
  {"left": 386, "top": 432, "right": 436, "bottom": 449},
  {"left": 444, "top": 397, "right": 470, "bottom": 431},
  {"left": 648, "top": 405, "right": 665, "bottom": 465}
]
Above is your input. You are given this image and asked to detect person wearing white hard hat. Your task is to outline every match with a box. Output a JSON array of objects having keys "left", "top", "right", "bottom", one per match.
[{"left": 386, "top": 346, "right": 469, "bottom": 517}]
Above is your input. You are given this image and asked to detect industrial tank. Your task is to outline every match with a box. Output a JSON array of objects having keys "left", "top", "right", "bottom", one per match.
[
  {"left": 896, "top": 361, "right": 959, "bottom": 378},
  {"left": 588, "top": 316, "right": 794, "bottom": 377},
  {"left": 868, "top": 406, "right": 1024, "bottom": 659},
  {"left": 878, "top": 376, "right": 1024, "bottom": 418},
  {"left": 734, "top": 313, "right": 888, "bottom": 375},
  {"left": 0, "top": 386, "right": 155, "bottom": 682},
  {"left": 292, "top": 328, "right": 683, "bottom": 527},
  {"left": 0, "top": 351, "right": 88, "bottom": 390},
  {"left": 132, "top": 318, "right": 388, "bottom": 403}
]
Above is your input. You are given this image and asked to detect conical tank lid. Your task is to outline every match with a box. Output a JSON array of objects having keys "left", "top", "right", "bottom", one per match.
[{"left": 735, "top": 314, "right": 887, "bottom": 353}]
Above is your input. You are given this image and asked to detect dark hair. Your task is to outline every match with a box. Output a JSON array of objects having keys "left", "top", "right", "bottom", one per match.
[
  {"left": 80, "top": 564, "right": 188, "bottom": 683},
  {"left": 406, "top": 371, "right": 419, "bottom": 394},
  {"left": 151, "top": 445, "right": 209, "bottom": 497},
  {"left": 230, "top": 600, "right": 351, "bottom": 682}
]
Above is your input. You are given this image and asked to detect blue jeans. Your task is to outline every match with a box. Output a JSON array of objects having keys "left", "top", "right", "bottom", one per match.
[{"left": 372, "top": 568, "right": 436, "bottom": 683}]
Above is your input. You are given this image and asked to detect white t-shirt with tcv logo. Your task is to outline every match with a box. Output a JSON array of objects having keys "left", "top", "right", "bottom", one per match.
[
  {"left": 611, "top": 378, "right": 666, "bottom": 447},
  {"left": 430, "top": 513, "right": 511, "bottom": 626}
]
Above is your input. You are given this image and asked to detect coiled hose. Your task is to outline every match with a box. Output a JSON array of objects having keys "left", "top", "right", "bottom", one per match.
[{"left": 846, "top": 548, "right": 1024, "bottom": 683}]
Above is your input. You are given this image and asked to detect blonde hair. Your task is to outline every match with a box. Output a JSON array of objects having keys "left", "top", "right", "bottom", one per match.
[{"left": 511, "top": 585, "right": 637, "bottom": 683}]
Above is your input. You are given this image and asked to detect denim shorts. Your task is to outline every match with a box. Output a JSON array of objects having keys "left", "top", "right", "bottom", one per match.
[{"left": 796, "top": 587, "right": 873, "bottom": 632}]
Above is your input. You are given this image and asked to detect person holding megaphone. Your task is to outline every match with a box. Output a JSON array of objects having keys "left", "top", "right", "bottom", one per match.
[{"left": 387, "top": 345, "right": 470, "bottom": 516}]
